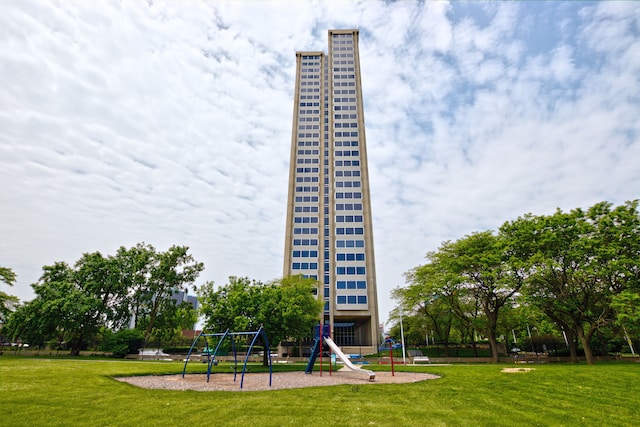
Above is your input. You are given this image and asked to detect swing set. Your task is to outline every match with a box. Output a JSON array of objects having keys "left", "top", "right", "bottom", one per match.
[{"left": 181, "top": 325, "right": 272, "bottom": 390}]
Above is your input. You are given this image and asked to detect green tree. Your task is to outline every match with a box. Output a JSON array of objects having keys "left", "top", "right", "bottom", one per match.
[
  {"left": 198, "top": 275, "right": 322, "bottom": 363},
  {"left": 137, "top": 245, "right": 204, "bottom": 348},
  {"left": 501, "top": 201, "right": 640, "bottom": 364},
  {"left": 0, "top": 266, "right": 19, "bottom": 325},
  {"left": 4, "top": 262, "right": 103, "bottom": 355}
]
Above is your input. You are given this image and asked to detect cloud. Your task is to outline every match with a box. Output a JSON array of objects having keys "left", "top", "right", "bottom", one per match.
[{"left": 1, "top": 1, "right": 639, "bottom": 325}]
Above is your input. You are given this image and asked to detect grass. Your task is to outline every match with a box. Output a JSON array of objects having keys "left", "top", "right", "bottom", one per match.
[{"left": 1, "top": 356, "right": 639, "bottom": 426}]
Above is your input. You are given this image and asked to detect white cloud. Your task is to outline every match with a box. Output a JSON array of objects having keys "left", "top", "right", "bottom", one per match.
[{"left": 1, "top": 0, "right": 639, "bottom": 326}]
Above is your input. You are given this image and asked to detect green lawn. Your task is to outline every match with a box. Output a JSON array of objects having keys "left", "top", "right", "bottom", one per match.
[{"left": 1, "top": 357, "right": 638, "bottom": 426}]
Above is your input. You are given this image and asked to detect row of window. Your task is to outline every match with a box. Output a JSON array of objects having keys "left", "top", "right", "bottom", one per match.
[
  {"left": 292, "top": 262, "right": 318, "bottom": 270},
  {"left": 294, "top": 217, "right": 318, "bottom": 224},
  {"left": 333, "top": 53, "right": 354, "bottom": 58},
  {"left": 337, "top": 280, "right": 366, "bottom": 289},
  {"left": 334, "top": 81, "right": 356, "bottom": 87},
  {"left": 299, "top": 88, "right": 320, "bottom": 92},
  {"left": 336, "top": 192, "right": 362, "bottom": 199},
  {"left": 298, "top": 124, "right": 320, "bottom": 130},
  {"left": 336, "top": 215, "right": 363, "bottom": 222},
  {"left": 296, "top": 177, "right": 318, "bottom": 183},
  {"left": 337, "top": 295, "right": 367, "bottom": 305},
  {"left": 335, "top": 89, "right": 356, "bottom": 95},
  {"left": 336, "top": 240, "right": 365, "bottom": 248},
  {"left": 292, "top": 250, "right": 319, "bottom": 258},
  {"left": 301, "top": 75, "right": 320, "bottom": 79},
  {"left": 335, "top": 150, "right": 359, "bottom": 156},
  {"left": 295, "top": 186, "right": 319, "bottom": 193},
  {"left": 333, "top": 46, "right": 353, "bottom": 52},
  {"left": 297, "top": 150, "right": 319, "bottom": 155},
  {"left": 300, "top": 94, "right": 320, "bottom": 99},
  {"left": 295, "top": 206, "right": 318, "bottom": 213},
  {"left": 300, "top": 81, "right": 320, "bottom": 86},
  {"left": 334, "top": 60, "right": 354, "bottom": 65},
  {"left": 293, "top": 239, "right": 318, "bottom": 246},
  {"left": 335, "top": 181, "right": 361, "bottom": 188},
  {"left": 335, "top": 114, "right": 357, "bottom": 120},
  {"left": 297, "top": 158, "right": 319, "bottom": 164},
  {"left": 334, "top": 105, "right": 357, "bottom": 111},
  {"left": 335, "top": 160, "right": 360, "bottom": 167},
  {"left": 293, "top": 228, "right": 318, "bottom": 235},
  {"left": 336, "top": 227, "right": 364, "bottom": 235},
  {"left": 334, "top": 123, "right": 357, "bottom": 129},
  {"left": 336, "top": 253, "right": 364, "bottom": 261},
  {"left": 334, "top": 67, "right": 354, "bottom": 72},
  {"left": 299, "top": 117, "right": 320, "bottom": 122},
  {"left": 298, "top": 141, "right": 319, "bottom": 147},
  {"left": 336, "top": 266, "right": 366, "bottom": 275},
  {"left": 336, "top": 170, "right": 360, "bottom": 176},
  {"left": 296, "top": 167, "right": 319, "bottom": 173},
  {"left": 335, "top": 203, "right": 362, "bottom": 211},
  {"left": 295, "top": 196, "right": 319, "bottom": 203},
  {"left": 334, "top": 74, "right": 355, "bottom": 79}
]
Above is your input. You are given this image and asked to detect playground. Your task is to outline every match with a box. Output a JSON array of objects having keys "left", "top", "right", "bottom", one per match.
[{"left": 116, "top": 370, "right": 438, "bottom": 392}]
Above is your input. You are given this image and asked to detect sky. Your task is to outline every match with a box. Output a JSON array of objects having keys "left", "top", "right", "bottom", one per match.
[{"left": 1, "top": 1, "right": 639, "bottom": 327}]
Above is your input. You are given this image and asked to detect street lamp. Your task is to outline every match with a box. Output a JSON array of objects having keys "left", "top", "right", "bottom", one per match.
[{"left": 399, "top": 305, "right": 406, "bottom": 365}]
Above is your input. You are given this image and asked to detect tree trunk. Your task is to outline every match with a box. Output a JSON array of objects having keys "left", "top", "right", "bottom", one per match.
[
  {"left": 487, "top": 329, "right": 500, "bottom": 363},
  {"left": 576, "top": 324, "right": 594, "bottom": 365},
  {"left": 565, "top": 329, "right": 579, "bottom": 363}
]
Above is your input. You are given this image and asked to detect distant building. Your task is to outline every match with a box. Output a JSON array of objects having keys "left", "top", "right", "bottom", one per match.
[
  {"left": 172, "top": 290, "right": 198, "bottom": 311},
  {"left": 283, "top": 29, "right": 380, "bottom": 355}
]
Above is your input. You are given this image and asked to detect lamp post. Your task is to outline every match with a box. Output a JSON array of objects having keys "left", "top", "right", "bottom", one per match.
[{"left": 399, "top": 305, "right": 406, "bottom": 365}]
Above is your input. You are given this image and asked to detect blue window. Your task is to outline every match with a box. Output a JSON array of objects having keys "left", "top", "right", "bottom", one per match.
[
  {"left": 347, "top": 281, "right": 357, "bottom": 289},
  {"left": 337, "top": 241, "right": 345, "bottom": 247},
  {"left": 355, "top": 228, "right": 364, "bottom": 234},
  {"left": 293, "top": 251, "right": 301, "bottom": 257},
  {"left": 337, "top": 254, "right": 345, "bottom": 261},
  {"left": 357, "top": 267, "right": 366, "bottom": 274},
  {"left": 310, "top": 263, "right": 318, "bottom": 269},
  {"left": 324, "top": 288, "right": 330, "bottom": 297},
  {"left": 356, "top": 240, "right": 364, "bottom": 247},
  {"left": 357, "top": 281, "right": 367, "bottom": 289},
  {"left": 337, "top": 281, "right": 346, "bottom": 289},
  {"left": 358, "top": 296, "right": 367, "bottom": 304},
  {"left": 337, "top": 267, "right": 345, "bottom": 274},
  {"left": 347, "top": 296, "right": 357, "bottom": 304},
  {"left": 337, "top": 296, "right": 346, "bottom": 304},
  {"left": 292, "top": 263, "right": 300, "bottom": 270}
]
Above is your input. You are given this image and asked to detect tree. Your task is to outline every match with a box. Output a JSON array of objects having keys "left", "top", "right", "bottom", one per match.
[
  {"left": 4, "top": 262, "right": 103, "bottom": 355},
  {"left": 501, "top": 201, "right": 640, "bottom": 364},
  {"left": 0, "top": 266, "right": 19, "bottom": 325},
  {"left": 268, "top": 275, "right": 324, "bottom": 356},
  {"left": 3, "top": 244, "right": 205, "bottom": 355},
  {"left": 137, "top": 245, "right": 204, "bottom": 348},
  {"left": 198, "top": 275, "right": 323, "bottom": 363}
]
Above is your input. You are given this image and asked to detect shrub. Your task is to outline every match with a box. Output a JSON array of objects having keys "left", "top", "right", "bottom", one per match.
[{"left": 100, "top": 329, "right": 144, "bottom": 358}]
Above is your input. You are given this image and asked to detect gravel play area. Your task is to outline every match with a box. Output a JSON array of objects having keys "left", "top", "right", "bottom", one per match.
[{"left": 116, "top": 370, "right": 439, "bottom": 392}]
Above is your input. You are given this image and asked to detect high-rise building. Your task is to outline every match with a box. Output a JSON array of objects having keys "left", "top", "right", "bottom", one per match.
[{"left": 283, "top": 29, "right": 380, "bottom": 355}]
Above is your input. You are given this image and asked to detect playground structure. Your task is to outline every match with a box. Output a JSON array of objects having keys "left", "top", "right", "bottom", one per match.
[
  {"left": 305, "top": 324, "right": 375, "bottom": 381},
  {"left": 182, "top": 326, "right": 272, "bottom": 390}
]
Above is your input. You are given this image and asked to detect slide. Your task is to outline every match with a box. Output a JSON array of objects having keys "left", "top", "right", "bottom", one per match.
[{"left": 324, "top": 337, "right": 375, "bottom": 381}]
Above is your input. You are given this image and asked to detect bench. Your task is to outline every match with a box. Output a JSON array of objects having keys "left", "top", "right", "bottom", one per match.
[{"left": 412, "top": 356, "right": 431, "bottom": 364}]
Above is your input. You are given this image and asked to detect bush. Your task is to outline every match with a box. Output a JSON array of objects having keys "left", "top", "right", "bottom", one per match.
[
  {"left": 100, "top": 329, "right": 144, "bottom": 358},
  {"left": 161, "top": 346, "right": 192, "bottom": 354}
]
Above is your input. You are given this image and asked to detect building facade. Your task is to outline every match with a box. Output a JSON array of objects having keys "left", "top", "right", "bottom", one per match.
[{"left": 283, "top": 29, "right": 380, "bottom": 355}]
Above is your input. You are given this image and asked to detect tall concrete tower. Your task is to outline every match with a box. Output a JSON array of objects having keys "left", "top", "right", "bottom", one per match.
[{"left": 283, "top": 29, "right": 380, "bottom": 354}]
